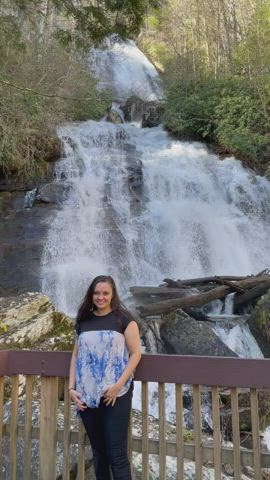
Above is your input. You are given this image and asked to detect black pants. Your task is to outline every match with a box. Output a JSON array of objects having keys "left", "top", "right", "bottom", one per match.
[{"left": 79, "top": 385, "right": 133, "bottom": 480}]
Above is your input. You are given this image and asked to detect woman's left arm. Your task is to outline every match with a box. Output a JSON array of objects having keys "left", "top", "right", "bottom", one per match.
[{"left": 103, "top": 321, "right": 141, "bottom": 405}]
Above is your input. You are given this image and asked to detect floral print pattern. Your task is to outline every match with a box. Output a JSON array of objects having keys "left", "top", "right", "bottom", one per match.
[{"left": 76, "top": 329, "right": 132, "bottom": 408}]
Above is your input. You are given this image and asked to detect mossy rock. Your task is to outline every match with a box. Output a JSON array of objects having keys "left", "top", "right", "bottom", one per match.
[{"left": 254, "top": 290, "right": 270, "bottom": 343}]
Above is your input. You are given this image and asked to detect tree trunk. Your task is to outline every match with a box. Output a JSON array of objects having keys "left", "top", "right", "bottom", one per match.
[{"left": 136, "top": 275, "right": 270, "bottom": 317}]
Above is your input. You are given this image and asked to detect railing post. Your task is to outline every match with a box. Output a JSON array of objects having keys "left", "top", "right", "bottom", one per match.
[
  {"left": 39, "top": 376, "right": 58, "bottom": 480},
  {"left": 0, "top": 377, "right": 4, "bottom": 476},
  {"left": 10, "top": 375, "right": 19, "bottom": 480}
]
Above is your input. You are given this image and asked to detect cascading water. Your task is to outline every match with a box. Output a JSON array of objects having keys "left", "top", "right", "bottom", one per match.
[
  {"left": 42, "top": 35, "right": 270, "bottom": 314},
  {"left": 90, "top": 34, "right": 162, "bottom": 102},
  {"left": 40, "top": 34, "right": 270, "bottom": 478},
  {"left": 41, "top": 119, "right": 270, "bottom": 314}
]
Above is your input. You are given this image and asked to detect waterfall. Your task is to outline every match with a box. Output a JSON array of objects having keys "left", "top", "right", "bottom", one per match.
[
  {"left": 40, "top": 34, "right": 270, "bottom": 477},
  {"left": 41, "top": 36, "right": 270, "bottom": 317},
  {"left": 41, "top": 120, "right": 270, "bottom": 315},
  {"left": 90, "top": 34, "right": 162, "bottom": 101}
]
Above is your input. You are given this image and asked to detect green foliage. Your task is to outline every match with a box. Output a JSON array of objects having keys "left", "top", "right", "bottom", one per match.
[
  {"left": 54, "top": 0, "right": 156, "bottom": 46},
  {"left": 0, "top": 322, "right": 9, "bottom": 335},
  {"left": 163, "top": 76, "right": 270, "bottom": 168},
  {"left": 0, "top": 4, "right": 112, "bottom": 178},
  {"left": 141, "top": 0, "right": 270, "bottom": 172}
]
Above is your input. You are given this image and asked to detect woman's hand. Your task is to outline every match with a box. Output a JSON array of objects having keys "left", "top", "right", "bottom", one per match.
[
  {"left": 69, "top": 389, "right": 87, "bottom": 411},
  {"left": 103, "top": 384, "right": 121, "bottom": 406}
]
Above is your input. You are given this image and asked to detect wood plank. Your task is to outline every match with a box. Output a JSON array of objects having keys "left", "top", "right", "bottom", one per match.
[
  {"left": 158, "top": 383, "right": 166, "bottom": 480},
  {"left": 3, "top": 423, "right": 270, "bottom": 467},
  {"left": 62, "top": 378, "right": 71, "bottom": 480},
  {"left": 10, "top": 374, "right": 19, "bottom": 480},
  {"left": 39, "top": 376, "right": 58, "bottom": 480},
  {"left": 211, "top": 386, "right": 221, "bottom": 480},
  {"left": 175, "top": 384, "right": 184, "bottom": 480},
  {"left": 193, "top": 385, "right": 203, "bottom": 480},
  {"left": 24, "top": 375, "right": 33, "bottom": 480},
  {"left": 231, "top": 387, "right": 241, "bottom": 480},
  {"left": 0, "top": 376, "right": 4, "bottom": 476},
  {"left": 77, "top": 417, "right": 86, "bottom": 480},
  {"left": 141, "top": 382, "right": 149, "bottom": 480},
  {"left": 250, "top": 388, "right": 262, "bottom": 479}
]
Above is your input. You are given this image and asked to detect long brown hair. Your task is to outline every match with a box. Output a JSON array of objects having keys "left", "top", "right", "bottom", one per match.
[{"left": 76, "top": 275, "right": 129, "bottom": 326}]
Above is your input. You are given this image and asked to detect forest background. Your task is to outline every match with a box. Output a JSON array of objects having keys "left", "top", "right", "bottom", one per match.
[{"left": 0, "top": 0, "right": 270, "bottom": 179}]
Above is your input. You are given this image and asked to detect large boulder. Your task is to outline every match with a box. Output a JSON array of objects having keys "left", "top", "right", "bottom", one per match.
[
  {"left": 0, "top": 292, "right": 74, "bottom": 350},
  {"left": 141, "top": 101, "right": 164, "bottom": 128},
  {"left": 35, "top": 182, "right": 71, "bottom": 204},
  {"left": 121, "top": 96, "right": 145, "bottom": 122},
  {"left": 121, "top": 96, "right": 164, "bottom": 127},
  {"left": 247, "top": 289, "right": 270, "bottom": 357},
  {"left": 160, "top": 309, "right": 237, "bottom": 357}
]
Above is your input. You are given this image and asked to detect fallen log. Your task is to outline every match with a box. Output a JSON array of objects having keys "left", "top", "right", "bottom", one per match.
[
  {"left": 137, "top": 285, "right": 232, "bottom": 317},
  {"left": 163, "top": 275, "right": 247, "bottom": 288},
  {"left": 234, "top": 283, "right": 270, "bottom": 311},
  {"left": 137, "top": 275, "right": 270, "bottom": 317},
  {"left": 129, "top": 286, "right": 194, "bottom": 297}
]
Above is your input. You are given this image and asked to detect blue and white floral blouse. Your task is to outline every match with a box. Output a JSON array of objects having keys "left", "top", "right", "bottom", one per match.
[{"left": 75, "top": 310, "right": 133, "bottom": 408}]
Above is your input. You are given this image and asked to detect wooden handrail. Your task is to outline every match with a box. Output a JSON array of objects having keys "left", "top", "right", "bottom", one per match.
[
  {"left": 1, "top": 350, "right": 270, "bottom": 478},
  {"left": 1, "top": 350, "right": 270, "bottom": 388}
]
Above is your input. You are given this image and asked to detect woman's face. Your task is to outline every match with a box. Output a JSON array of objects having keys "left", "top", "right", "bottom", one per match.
[{"left": 92, "top": 282, "right": 113, "bottom": 313}]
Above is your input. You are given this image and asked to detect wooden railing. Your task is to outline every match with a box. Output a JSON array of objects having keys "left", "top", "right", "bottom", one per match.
[{"left": 1, "top": 350, "right": 270, "bottom": 479}]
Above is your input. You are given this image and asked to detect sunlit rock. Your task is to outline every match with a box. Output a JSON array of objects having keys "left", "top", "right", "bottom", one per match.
[{"left": 0, "top": 292, "right": 73, "bottom": 350}]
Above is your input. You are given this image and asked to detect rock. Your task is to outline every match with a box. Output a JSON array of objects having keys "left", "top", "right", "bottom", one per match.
[
  {"left": 121, "top": 96, "right": 145, "bottom": 122},
  {"left": 106, "top": 108, "right": 123, "bottom": 124},
  {"left": 248, "top": 290, "right": 270, "bottom": 357},
  {"left": 0, "top": 189, "right": 56, "bottom": 296},
  {"left": 36, "top": 182, "right": 71, "bottom": 204},
  {"left": 160, "top": 309, "right": 237, "bottom": 357},
  {"left": 141, "top": 101, "right": 164, "bottom": 128},
  {"left": 0, "top": 292, "right": 74, "bottom": 350},
  {"left": 121, "top": 96, "right": 164, "bottom": 127}
]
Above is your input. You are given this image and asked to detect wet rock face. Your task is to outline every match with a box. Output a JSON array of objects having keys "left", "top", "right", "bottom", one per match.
[
  {"left": 141, "top": 102, "right": 164, "bottom": 128},
  {"left": 160, "top": 309, "right": 237, "bottom": 357},
  {"left": 121, "top": 96, "right": 164, "bottom": 127},
  {"left": 121, "top": 95, "right": 145, "bottom": 122},
  {"left": 36, "top": 182, "right": 71, "bottom": 204},
  {"left": 0, "top": 189, "right": 57, "bottom": 296}
]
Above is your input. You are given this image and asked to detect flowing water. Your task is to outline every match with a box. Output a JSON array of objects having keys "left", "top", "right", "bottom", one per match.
[
  {"left": 42, "top": 36, "right": 270, "bottom": 315},
  {"left": 41, "top": 117, "right": 270, "bottom": 315},
  {"left": 39, "top": 34, "right": 270, "bottom": 477}
]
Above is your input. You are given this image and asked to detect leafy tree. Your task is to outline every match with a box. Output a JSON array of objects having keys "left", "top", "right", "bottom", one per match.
[{"left": 54, "top": 0, "right": 160, "bottom": 45}]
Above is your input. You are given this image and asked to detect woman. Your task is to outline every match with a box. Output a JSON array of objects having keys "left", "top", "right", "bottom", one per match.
[{"left": 69, "top": 275, "right": 141, "bottom": 480}]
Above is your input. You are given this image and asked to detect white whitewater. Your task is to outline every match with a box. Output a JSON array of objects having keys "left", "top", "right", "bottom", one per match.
[
  {"left": 90, "top": 34, "right": 162, "bottom": 101},
  {"left": 210, "top": 293, "right": 264, "bottom": 358},
  {"left": 42, "top": 119, "right": 270, "bottom": 315}
]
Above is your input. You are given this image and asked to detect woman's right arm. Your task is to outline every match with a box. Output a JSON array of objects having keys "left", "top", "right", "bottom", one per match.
[{"left": 69, "top": 340, "right": 87, "bottom": 410}]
